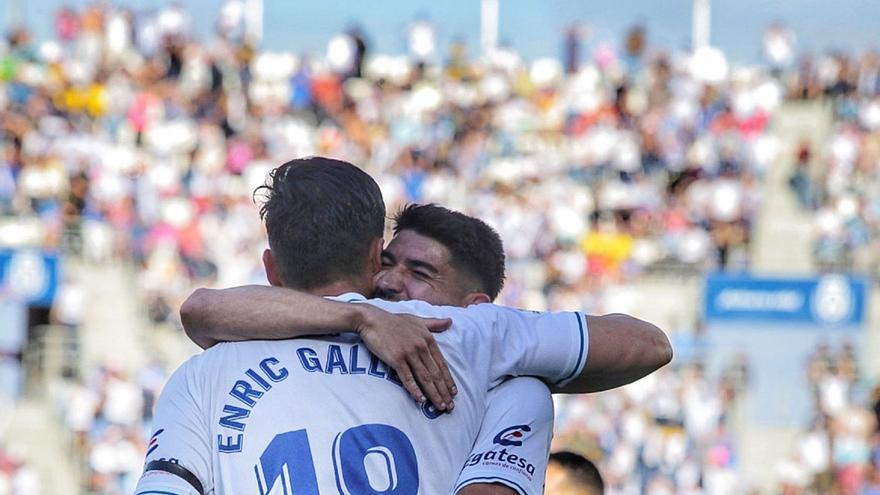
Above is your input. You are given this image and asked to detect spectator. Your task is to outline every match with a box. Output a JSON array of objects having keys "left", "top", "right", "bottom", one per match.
[{"left": 546, "top": 451, "right": 605, "bottom": 495}]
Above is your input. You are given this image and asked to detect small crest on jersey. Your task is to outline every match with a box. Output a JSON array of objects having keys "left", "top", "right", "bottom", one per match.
[
  {"left": 421, "top": 401, "right": 444, "bottom": 419},
  {"left": 493, "top": 424, "right": 532, "bottom": 447}
]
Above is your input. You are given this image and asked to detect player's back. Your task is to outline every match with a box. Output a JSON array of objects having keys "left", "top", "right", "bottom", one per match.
[
  {"left": 137, "top": 294, "right": 588, "bottom": 495},
  {"left": 145, "top": 331, "right": 487, "bottom": 494}
]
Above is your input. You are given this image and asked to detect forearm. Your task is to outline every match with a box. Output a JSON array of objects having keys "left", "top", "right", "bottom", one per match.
[
  {"left": 556, "top": 313, "right": 673, "bottom": 393},
  {"left": 180, "top": 286, "right": 364, "bottom": 349}
]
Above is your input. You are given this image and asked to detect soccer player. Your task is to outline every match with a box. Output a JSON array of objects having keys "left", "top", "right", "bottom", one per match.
[{"left": 135, "top": 157, "right": 671, "bottom": 494}]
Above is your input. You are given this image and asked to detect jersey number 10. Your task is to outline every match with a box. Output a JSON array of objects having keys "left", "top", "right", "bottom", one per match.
[{"left": 256, "top": 423, "right": 419, "bottom": 494}]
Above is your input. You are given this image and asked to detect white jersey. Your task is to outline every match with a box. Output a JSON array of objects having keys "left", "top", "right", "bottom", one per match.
[
  {"left": 455, "top": 377, "right": 554, "bottom": 495},
  {"left": 135, "top": 293, "right": 588, "bottom": 495}
]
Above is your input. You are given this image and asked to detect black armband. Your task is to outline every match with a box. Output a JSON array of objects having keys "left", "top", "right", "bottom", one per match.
[{"left": 144, "top": 459, "right": 205, "bottom": 495}]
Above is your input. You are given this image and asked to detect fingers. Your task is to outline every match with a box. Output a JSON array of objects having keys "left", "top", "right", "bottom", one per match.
[
  {"left": 395, "top": 361, "right": 427, "bottom": 406},
  {"left": 428, "top": 338, "right": 457, "bottom": 398},
  {"left": 410, "top": 357, "right": 451, "bottom": 411},
  {"left": 425, "top": 317, "right": 452, "bottom": 333},
  {"left": 418, "top": 337, "right": 454, "bottom": 409}
]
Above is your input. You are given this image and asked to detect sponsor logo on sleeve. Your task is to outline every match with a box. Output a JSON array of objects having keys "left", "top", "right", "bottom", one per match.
[
  {"left": 493, "top": 425, "right": 531, "bottom": 447},
  {"left": 461, "top": 425, "right": 538, "bottom": 481}
]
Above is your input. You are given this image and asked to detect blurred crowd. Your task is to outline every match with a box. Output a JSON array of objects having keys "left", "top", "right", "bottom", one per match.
[
  {"left": 551, "top": 339, "right": 880, "bottom": 495},
  {"left": 0, "top": 447, "right": 39, "bottom": 495},
  {"left": 783, "top": 50, "right": 880, "bottom": 276},
  {"left": 54, "top": 361, "right": 165, "bottom": 494},
  {"left": 553, "top": 358, "right": 750, "bottom": 495},
  {"left": 773, "top": 343, "right": 880, "bottom": 495},
  {"left": 0, "top": 2, "right": 783, "bottom": 324}
]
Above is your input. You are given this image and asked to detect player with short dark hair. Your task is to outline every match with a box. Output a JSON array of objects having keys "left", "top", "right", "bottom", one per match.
[
  {"left": 385, "top": 203, "right": 506, "bottom": 301},
  {"left": 256, "top": 156, "right": 386, "bottom": 290}
]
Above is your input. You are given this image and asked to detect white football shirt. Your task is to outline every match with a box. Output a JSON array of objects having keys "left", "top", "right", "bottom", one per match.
[
  {"left": 134, "top": 293, "right": 588, "bottom": 495},
  {"left": 455, "top": 377, "right": 554, "bottom": 495}
]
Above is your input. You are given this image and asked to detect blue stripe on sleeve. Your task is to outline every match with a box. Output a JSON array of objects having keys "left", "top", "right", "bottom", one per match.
[
  {"left": 556, "top": 312, "right": 586, "bottom": 386},
  {"left": 454, "top": 476, "right": 529, "bottom": 495}
]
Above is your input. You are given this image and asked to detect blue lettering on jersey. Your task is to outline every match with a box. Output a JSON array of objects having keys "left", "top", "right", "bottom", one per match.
[
  {"left": 218, "top": 434, "right": 243, "bottom": 453},
  {"left": 349, "top": 345, "right": 367, "bottom": 374},
  {"left": 217, "top": 346, "right": 442, "bottom": 454},
  {"left": 220, "top": 405, "right": 250, "bottom": 431},
  {"left": 218, "top": 356, "right": 290, "bottom": 452},
  {"left": 230, "top": 380, "right": 264, "bottom": 407},
  {"left": 245, "top": 368, "right": 273, "bottom": 391},
  {"left": 367, "top": 353, "right": 386, "bottom": 378},
  {"left": 463, "top": 448, "right": 537, "bottom": 479},
  {"left": 325, "top": 345, "right": 349, "bottom": 374},
  {"left": 387, "top": 367, "right": 404, "bottom": 386},
  {"left": 297, "top": 348, "right": 323, "bottom": 372},
  {"left": 260, "top": 357, "right": 289, "bottom": 381}
]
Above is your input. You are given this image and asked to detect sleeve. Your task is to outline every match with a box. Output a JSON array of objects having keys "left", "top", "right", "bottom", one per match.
[
  {"left": 134, "top": 358, "right": 213, "bottom": 495},
  {"left": 465, "top": 305, "right": 589, "bottom": 389},
  {"left": 359, "top": 299, "right": 589, "bottom": 388},
  {"left": 455, "top": 377, "right": 554, "bottom": 495}
]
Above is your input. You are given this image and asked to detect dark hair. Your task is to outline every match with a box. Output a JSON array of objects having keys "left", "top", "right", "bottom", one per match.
[
  {"left": 393, "top": 203, "right": 505, "bottom": 300},
  {"left": 549, "top": 451, "right": 604, "bottom": 494},
  {"left": 255, "top": 156, "right": 385, "bottom": 289}
]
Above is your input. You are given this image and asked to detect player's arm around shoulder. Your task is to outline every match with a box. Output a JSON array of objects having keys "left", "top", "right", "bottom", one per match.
[
  {"left": 459, "top": 303, "right": 672, "bottom": 393},
  {"left": 181, "top": 286, "right": 458, "bottom": 411},
  {"left": 557, "top": 313, "right": 673, "bottom": 394}
]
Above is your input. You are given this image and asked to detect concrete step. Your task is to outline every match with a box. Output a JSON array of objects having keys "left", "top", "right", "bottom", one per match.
[
  {"left": 72, "top": 261, "right": 148, "bottom": 374},
  {"left": 751, "top": 101, "right": 834, "bottom": 275},
  {"left": 2, "top": 398, "right": 79, "bottom": 494}
]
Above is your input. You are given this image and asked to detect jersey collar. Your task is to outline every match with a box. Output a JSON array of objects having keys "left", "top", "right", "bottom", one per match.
[{"left": 328, "top": 292, "right": 368, "bottom": 303}]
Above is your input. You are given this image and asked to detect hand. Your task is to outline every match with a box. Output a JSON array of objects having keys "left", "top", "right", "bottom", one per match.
[{"left": 355, "top": 305, "right": 456, "bottom": 411}]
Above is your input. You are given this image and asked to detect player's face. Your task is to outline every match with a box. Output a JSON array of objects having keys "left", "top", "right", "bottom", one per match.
[{"left": 373, "top": 230, "right": 470, "bottom": 307}]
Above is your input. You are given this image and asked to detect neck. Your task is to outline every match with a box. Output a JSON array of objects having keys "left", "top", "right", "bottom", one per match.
[{"left": 305, "top": 279, "right": 370, "bottom": 298}]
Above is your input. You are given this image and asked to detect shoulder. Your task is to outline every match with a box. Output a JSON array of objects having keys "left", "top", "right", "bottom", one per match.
[
  {"left": 168, "top": 341, "right": 261, "bottom": 390},
  {"left": 490, "top": 376, "right": 551, "bottom": 398},
  {"left": 358, "top": 298, "right": 503, "bottom": 324},
  {"left": 487, "top": 377, "right": 553, "bottom": 422}
]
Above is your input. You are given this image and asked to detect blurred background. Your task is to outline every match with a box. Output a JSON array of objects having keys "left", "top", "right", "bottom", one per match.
[{"left": 0, "top": 0, "right": 879, "bottom": 493}]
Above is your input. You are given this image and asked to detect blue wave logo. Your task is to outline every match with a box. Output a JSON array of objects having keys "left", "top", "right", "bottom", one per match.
[{"left": 492, "top": 425, "right": 531, "bottom": 446}]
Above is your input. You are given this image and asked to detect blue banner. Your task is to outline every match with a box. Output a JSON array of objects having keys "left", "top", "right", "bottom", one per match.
[
  {"left": 703, "top": 274, "right": 867, "bottom": 326},
  {"left": 0, "top": 250, "right": 60, "bottom": 307}
]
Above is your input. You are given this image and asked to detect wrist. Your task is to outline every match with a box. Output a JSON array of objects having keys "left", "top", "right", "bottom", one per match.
[{"left": 350, "top": 304, "right": 373, "bottom": 335}]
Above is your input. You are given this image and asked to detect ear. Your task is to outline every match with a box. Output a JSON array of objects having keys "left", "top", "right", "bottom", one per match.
[
  {"left": 262, "top": 249, "right": 284, "bottom": 287},
  {"left": 366, "top": 237, "right": 384, "bottom": 275},
  {"left": 463, "top": 292, "right": 491, "bottom": 306}
]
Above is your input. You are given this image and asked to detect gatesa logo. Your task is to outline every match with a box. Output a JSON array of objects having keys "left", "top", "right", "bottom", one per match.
[{"left": 493, "top": 425, "right": 531, "bottom": 447}]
